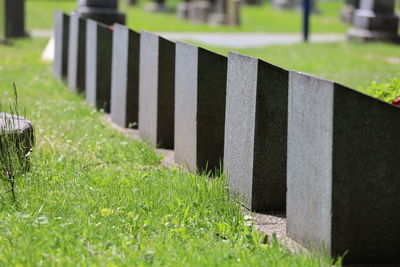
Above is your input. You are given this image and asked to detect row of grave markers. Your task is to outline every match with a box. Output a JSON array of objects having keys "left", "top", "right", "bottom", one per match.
[{"left": 53, "top": 11, "right": 400, "bottom": 265}]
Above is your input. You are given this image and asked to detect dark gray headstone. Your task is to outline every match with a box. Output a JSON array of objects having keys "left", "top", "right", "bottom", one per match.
[
  {"left": 138, "top": 31, "right": 175, "bottom": 149},
  {"left": 54, "top": 11, "right": 70, "bottom": 80},
  {"left": 110, "top": 24, "right": 140, "bottom": 128},
  {"left": 76, "top": 0, "right": 125, "bottom": 25},
  {"left": 287, "top": 71, "right": 400, "bottom": 264},
  {"left": 85, "top": 19, "right": 113, "bottom": 112},
  {"left": 67, "top": 13, "right": 86, "bottom": 93},
  {"left": 348, "top": 0, "right": 399, "bottom": 43},
  {"left": 0, "top": 0, "right": 25, "bottom": 40},
  {"left": 174, "top": 42, "right": 227, "bottom": 173},
  {"left": 224, "top": 52, "right": 288, "bottom": 212}
]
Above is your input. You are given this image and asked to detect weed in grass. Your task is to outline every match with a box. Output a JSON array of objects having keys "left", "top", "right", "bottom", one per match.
[{"left": 360, "top": 74, "right": 400, "bottom": 103}]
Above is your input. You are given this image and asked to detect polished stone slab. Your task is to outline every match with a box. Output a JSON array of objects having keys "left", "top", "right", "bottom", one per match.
[
  {"left": 67, "top": 13, "right": 87, "bottom": 93},
  {"left": 138, "top": 31, "right": 175, "bottom": 149},
  {"left": 174, "top": 42, "right": 227, "bottom": 173},
  {"left": 287, "top": 71, "right": 400, "bottom": 264},
  {"left": 110, "top": 24, "right": 140, "bottom": 128},
  {"left": 85, "top": 19, "right": 113, "bottom": 112},
  {"left": 54, "top": 11, "right": 70, "bottom": 80},
  {"left": 224, "top": 52, "right": 288, "bottom": 212}
]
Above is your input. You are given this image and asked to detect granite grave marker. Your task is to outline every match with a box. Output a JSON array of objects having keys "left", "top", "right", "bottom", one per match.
[
  {"left": 174, "top": 42, "right": 227, "bottom": 173},
  {"left": 67, "top": 13, "right": 87, "bottom": 93},
  {"left": 110, "top": 24, "right": 140, "bottom": 128},
  {"left": 54, "top": 11, "right": 70, "bottom": 80},
  {"left": 85, "top": 19, "right": 113, "bottom": 112},
  {"left": 138, "top": 31, "right": 175, "bottom": 149},
  {"left": 287, "top": 71, "right": 400, "bottom": 264},
  {"left": 348, "top": 0, "right": 399, "bottom": 42},
  {"left": 4, "top": 0, "right": 25, "bottom": 38},
  {"left": 224, "top": 52, "right": 288, "bottom": 212}
]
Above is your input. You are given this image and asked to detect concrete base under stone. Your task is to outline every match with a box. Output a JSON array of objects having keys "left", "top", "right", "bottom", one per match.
[{"left": 348, "top": 28, "right": 400, "bottom": 43}]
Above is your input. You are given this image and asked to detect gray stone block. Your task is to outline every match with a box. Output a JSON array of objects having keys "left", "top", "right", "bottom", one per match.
[
  {"left": 348, "top": 0, "right": 399, "bottom": 43},
  {"left": 176, "top": 2, "right": 190, "bottom": 20},
  {"left": 287, "top": 71, "right": 400, "bottom": 264},
  {"left": 188, "top": 1, "right": 211, "bottom": 24},
  {"left": 54, "top": 11, "right": 69, "bottom": 80},
  {"left": 85, "top": 19, "right": 113, "bottom": 113},
  {"left": 174, "top": 42, "right": 227, "bottom": 173},
  {"left": 1, "top": 0, "right": 25, "bottom": 39},
  {"left": 110, "top": 24, "right": 140, "bottom": 128},
  {"left": 67, "top": 13, "right": 86, "bottom": 93},
  {"left": 138, "top": 31, "right": 175, "bottom": 149},
  {"left": 224, "top": 52, "right": 288, "bottom": 212}
]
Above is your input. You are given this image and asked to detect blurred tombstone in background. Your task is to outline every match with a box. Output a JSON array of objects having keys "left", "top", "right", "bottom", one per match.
[
  {"left": 348, "top": 0, "right": 399, "bottom": 43},
  {"left": 272, "top": 0, "right": 319, "bottom": 13},
  {"left": 272, "top": 0, "right": 297, "bottom": 9},
  {"left": 227, "top": 0, "right": 241, "bottom": 26},
  {"left": 188, "top": 1, "right": 212, "bottom": 23},
  {"left": 128, "top": 0, "right": 137, "bottom": 6},
  {"left": 76, "top": 0, "right": 125, "bottom": 25},
  {"left": 177, "top": 0, "right": 191, "bottom": 19},
  {"left": 209, "top": 0, "right": 227, "bottom": 25},
  {"left": 184, "top": 0, "right": 240, "bottom": 26},
  {"left": 341, "top": 0, "right": 360, "bottom": 24},
  {"left": 144, "top": 0, "right": 171, "bottom": 12},
  {"left": 0, "top": 0, "right": 26, "bottom": 42}
]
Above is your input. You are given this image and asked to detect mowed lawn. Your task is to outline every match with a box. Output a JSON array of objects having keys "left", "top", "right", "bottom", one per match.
[
  {"left": 0, "top": 38, "right": 338, "bottom": 265},
  {"left": 26, "top": 0, "right": 348, "bottom": 33}
]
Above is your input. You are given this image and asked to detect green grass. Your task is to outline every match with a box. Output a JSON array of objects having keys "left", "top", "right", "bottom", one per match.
[
  {"left": 0, "top": 37, "right": 337, "bottom": 265},
  {"left": 206, "top": 42, "right": 400, "bottom": 90},
  {"left": 26, "top": 0, "right": 349, "bottom": 33}
]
